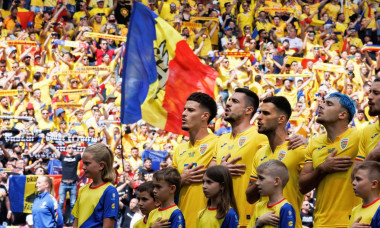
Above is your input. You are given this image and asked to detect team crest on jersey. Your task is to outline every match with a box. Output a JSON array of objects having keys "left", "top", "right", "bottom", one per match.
[
  {"left": 278, "top": 151, "right": 287, "bottom": 161},
  {"left": 340, "top": 138, "right": 349, "bottom": 150},
  {"left": 199, "top": 144, "right": 208, "bottom": 155},
  {"left": 180, "top": 150, "right": 186, "bottom": 156},
  {"left": 238, "top": 136, "right": 247, "bottom": 147}
]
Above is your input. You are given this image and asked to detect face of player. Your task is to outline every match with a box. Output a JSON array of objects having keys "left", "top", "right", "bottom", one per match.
[
  {"left": 202, "top": 174, "right": 222, "bottom": 199},
  {"left": 82, "top": 152, "right": 103, "bottom": 180},
  {"left": 36, "top": 176, "right": 49, "bottom": 193},
  {"left": 352, "top": 169, "right": 373, "bottom": 198},
  {"left": 368, "top": 81, "right": 380, "bottom": 116},
  {"left": 316, "top": 97, "right": 344, "bottom": 125},
  {"left": 224, "top": 92, "right": 248, "bottom": 124},
  {"left": 153, "top": 178, "right": 173, "bottom": 203},
  {"left": 137, "top": 191, "right": 156, "bottom": 216},
  {"left": 66, "top": 145, "right": 75, "bottom": 156},
  {"left": 182, "top": 100, "right": 204, "bottom": 131},
  {"left": 88, "top": 129, "right": 95, "bottom": 137},
  {"left": 256, "top": 169, "right": 276, "bottom": 197},
  {"left": 257, "top": 102, "right": 282, "bottom": 135}
]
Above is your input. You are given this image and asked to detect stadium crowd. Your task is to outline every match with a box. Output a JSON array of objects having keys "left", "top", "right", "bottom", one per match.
[{"left": 0, "top": 0, "right": 379, "bottom": 227}]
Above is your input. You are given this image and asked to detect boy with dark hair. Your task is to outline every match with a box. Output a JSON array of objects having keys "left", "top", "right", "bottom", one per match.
[
  {"left": 147, "top": 167, "right": 185, "bottom": 227},
  {"left": 133, "top": 181, "right": 159, "bottom": 228}
]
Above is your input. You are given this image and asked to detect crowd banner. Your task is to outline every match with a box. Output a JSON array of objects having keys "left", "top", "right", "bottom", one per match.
[
  {"left": 182, "top": 22, "right": 202, "bottom": 29},
  {"left": 51, "top": 40, "right": 89, "bottom": 49},
  {"left": 141, "top": 150, "right": 168, "bottom": 171},
  {"left": 56, "top": 70, "right": 97, "bottom": 75},
  {"left": 215, "top": 51, "right": 251, "bottom": 57},
  {"left": 120, "top": 2, "right": 217, "bottom": 134},
  {"left": 0, "top": 90, "right": 25, "bottom": 96},
  {"left": 54, "top": 89, "right": 89, "bottom": 97},
  {"left": 264, "top": 74, "right": 311, "bottom": 78},
  {"left": 263, "top": 8, "right": 293, "bottom": 12},
  {"left": 190, "top": 16, "right": 219, "bottom": 22},
  {"left": 313, "top": 62, "right": 345, "bottom": 73},
  {"left": 53, "top": 103, "right": 83, "bottom": 108},
  {"left": 0, "top": 116, "right": 33, "bottom": 121},
  {"left": 0, "top": 168, "right": 23, "bottom": 174},
  {"left": 9, "top": 175, "right": 62, "bottom": 213},
  {"left": 83, "top": 32, "right": 127, "bottom": 41},
  {"left": 5, "top": 40, "right": 37, "bottom": 46},
  {"left": 45, "top": 134, "right": 100, "bottom": 143}
]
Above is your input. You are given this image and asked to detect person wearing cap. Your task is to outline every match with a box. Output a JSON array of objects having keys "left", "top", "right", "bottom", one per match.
[
  {"left": 73, "top": 1, "right": 91, "bottom": 25},
  {"left": 89, "top": 0, "right": 118, "bottom": 25},
  {"left": 221, "top": 26, "right": 237, "bottom": 49},
  {"left": 274, "top": 76, "right": 313, "bottom": 108},
  {"left": 70, "top": 110, "right": 87, "bottom": 136}
]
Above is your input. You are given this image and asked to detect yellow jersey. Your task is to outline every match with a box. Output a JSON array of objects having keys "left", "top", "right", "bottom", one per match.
[
  {"left": 248, "top": 198, "right": 296, "bottom": 228},
  {"left": 196, "top": 207, "right": 239, "bottom": 228},
  {"left": 213, "top": 126, "right": 268, "bottom": 226},
  {"left": 146, "top": 205, "right": 185, "bottom": 227},
  {"left": 133, "top": 217, "right": 148, "bottom": 228},
  {"left": 172, "top": 134, "right": 218, "bottom": 228},
  {"left": 357, "top": 122, "right": 380, "bottom": 161},
  {"left": 349, "top": 198, "right": 380, "bottom": 227},
  {"left": 250, "top": 142, "right": 306, "bottom": 228},
  {"left": 305, "top": 128, "right": 360, "bottom": 227}
]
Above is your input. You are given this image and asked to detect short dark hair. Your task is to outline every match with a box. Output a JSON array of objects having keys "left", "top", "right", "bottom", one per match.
[
  {"left": 235, "top": 88, "right": 259, "bottom": 114},
  {"left": 187, "top": 92, "right": 217, "bottom": 124},
  {"left": 263, "top": 96, "right": 292, "bottom": 120},
  {"left": 136, "top": 181, "right": 155, "bottom": 199},
  {"left": 374, "top": 77, "right": 380, "bottom": 83},
  {"left": 144, "top": 157, "right": 152, "bottom": 163},
  {"left": 153, "top": 167, "right": 181, "bottom": 195}
]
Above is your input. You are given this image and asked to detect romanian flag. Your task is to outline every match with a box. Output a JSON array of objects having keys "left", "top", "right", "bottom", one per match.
[
  {"left": 120, "top": 2, "right": 218, "bottom": 134},
  {"left": 361, "top": 45, "right": 380, "bottom": 52},
  {"left": 9, "top": 175, "right": 62, "bottom": 213}
]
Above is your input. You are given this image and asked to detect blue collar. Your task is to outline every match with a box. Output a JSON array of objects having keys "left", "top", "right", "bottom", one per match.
[{"left": 38, "top": 191, "right": 49, "bottom": 198}]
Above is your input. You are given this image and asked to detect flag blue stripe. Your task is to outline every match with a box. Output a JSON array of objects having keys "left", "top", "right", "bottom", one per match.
[
  {"left": 121, "top": 2, "right": 159, "bottom": 124},
  {"left": 9, "top": 175, "right": 26, "bottom": 213}
]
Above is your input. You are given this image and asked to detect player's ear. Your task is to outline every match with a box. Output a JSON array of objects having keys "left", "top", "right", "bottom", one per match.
[
  {"left": 278, "top": 114, "right": 287, "bottom": 124},
  {"left": 202, "top": 112, "right": 210, "bottom": 122},
  {"left": 99, "top": 161, "right": 105, "bottom": 171},
  {"left": 245, "top": 106, "right": 254, "bottom": 115}
]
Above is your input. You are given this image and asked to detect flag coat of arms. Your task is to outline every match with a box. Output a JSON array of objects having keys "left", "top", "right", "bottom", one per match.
[{"left": 120, "top": 2, "right": 218, "bottom": 134}]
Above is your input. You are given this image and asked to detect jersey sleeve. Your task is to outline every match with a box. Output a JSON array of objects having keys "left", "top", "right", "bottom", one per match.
[
  {"left": 304, "top": 142, "right": 313, "bottom": 164},
  {"left": 49, "top": 196, "right": 64, "bottom": 228},
  {"left": 172, "top": 147, "right": 179, "bottom": 169},
  {"left": 221, "top": 208, "right": 239, "bottom": 228},
  {"left": 279, "top": 203, "right": 296, "bottom": 228},
  {"left": 250, "top": 152, "right": 260, "bottom": 181},
  {"left": 169, "top": 209, "right": 185, "bottom": 228},
  {"left": 371, "top": 206, "right": 380, "bottom": 228},
  {"left": 103, "top": 186, "right": 119, "bottom": 220},
  {"left": 356, "top": 131, "right": 367, "bottom": 161}
]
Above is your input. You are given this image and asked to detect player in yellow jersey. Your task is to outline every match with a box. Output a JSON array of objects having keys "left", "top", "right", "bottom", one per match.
[
  {"left": 211, "top": 88, "right": 268, "bottom": 226},
  {"left": 299, "top": 92, "right": 359, "bottom": 227},
  {"left": 172, "top": 92, "right": 218, "bottom": 228},
  {"left": 246, "top": 96, "right": 306, "bottom": 228},
  {"left": 211, "top": 88, "right": 305, "bottom": 226},
  {"left": 349, "top": 161, "right": 380, "bottom": 227},
  {"left": 357, "top": 78, "right": 380, "bottom": 162}
]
